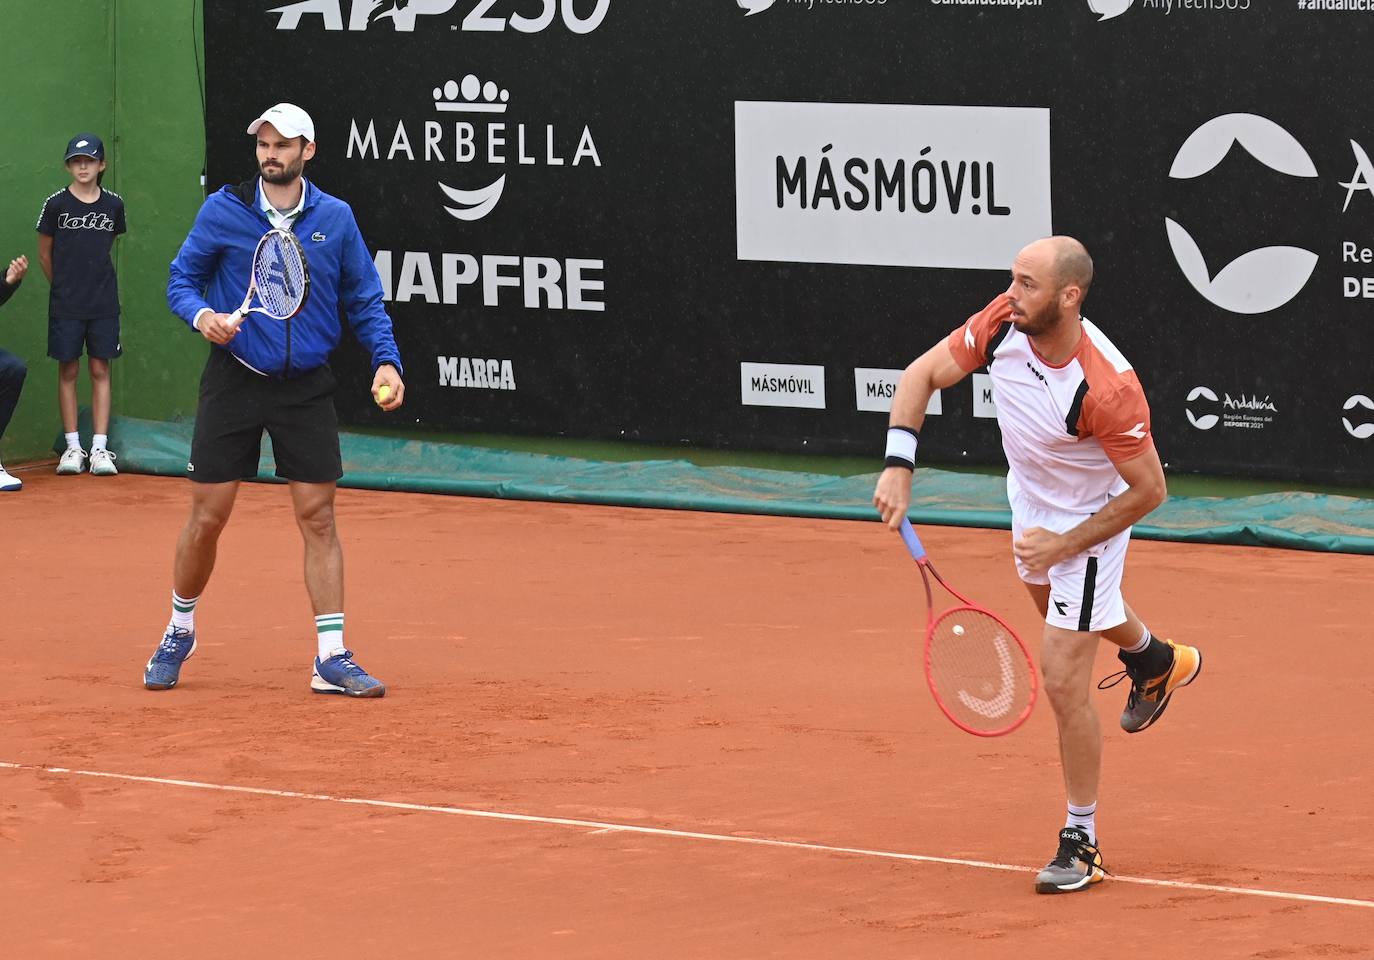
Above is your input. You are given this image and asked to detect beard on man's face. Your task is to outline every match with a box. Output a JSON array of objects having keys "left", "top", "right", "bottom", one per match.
[
  {"left": 260, "top": 155, "right": 303, "bottom": 184},
  {"left": 1014, "top": 298, "right": 1062, "bottom": 337}
]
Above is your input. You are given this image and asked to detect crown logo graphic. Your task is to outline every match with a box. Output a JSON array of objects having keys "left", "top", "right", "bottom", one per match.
[{"left": 433, "top": 75, "right": 509, "bottom": 114}]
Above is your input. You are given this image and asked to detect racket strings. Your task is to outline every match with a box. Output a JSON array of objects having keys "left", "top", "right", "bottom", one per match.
[
  {"left": 927, "top": 609, "right": 1034, "bottom": 731},
  {"left": 255, "top": 234, "right": 308, "bottom": 318}
]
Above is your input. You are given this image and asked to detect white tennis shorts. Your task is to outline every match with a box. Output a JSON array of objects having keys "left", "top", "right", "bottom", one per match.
[{"left": 1009, "top": 481, "right": 1130, "bottom": 634}]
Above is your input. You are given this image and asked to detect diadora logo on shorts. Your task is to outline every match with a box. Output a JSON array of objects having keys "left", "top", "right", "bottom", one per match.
[
  {"left": 438, "top": 356, "right": 516, "bottom": 391},
  {"left": 1343, "top": 395, "right": 1374, "bottom": 439},
  {"left": 268, "top": 0, "right": 610, "bottom": 33},
  {"left": 1185, "top": 385, "right": 1278, "bottom": 432},
  {"left": 346, "top": 74, "right": 600, "bottom": 223}
]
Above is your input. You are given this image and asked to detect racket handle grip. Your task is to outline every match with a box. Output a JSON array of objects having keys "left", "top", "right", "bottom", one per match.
[
  {"left": 898, "top": 518, "right": 927, "bottom": 561},
  {"left": 225, "top": 309, "right": 243, "bottom": 332}
]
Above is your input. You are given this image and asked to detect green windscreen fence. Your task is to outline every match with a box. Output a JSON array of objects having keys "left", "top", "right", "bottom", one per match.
[{"left": 106, "top": 414, "right": 1374, "bottom": 556}]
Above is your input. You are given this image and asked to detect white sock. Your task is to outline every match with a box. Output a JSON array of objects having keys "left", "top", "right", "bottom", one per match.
[
  {"left": 170, "top": 591, "right": 199, "bottom": 632},
  {"left": 64, "top": 431, "right": 81, "bottom": 451},
  {"left": 92, "top": 434, "right": 108, "bottom": 452},
  {"left": 1122, "top": 627, "right": 1150, "bottom": 655},
  {"left": 1066, "top": 802, "right": 1097, "bottom": 842},
  {"left": 316, "top": 613, "right": 345, "bottom": 660}
]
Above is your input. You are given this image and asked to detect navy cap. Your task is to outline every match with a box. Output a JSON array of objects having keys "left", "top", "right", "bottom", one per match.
[{"left": 64, "top": 134, "right": 105, "bottom": 162}]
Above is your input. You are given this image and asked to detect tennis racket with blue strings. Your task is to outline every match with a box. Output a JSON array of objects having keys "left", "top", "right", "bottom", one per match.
[{"left": 226, "top": 228, "right": 310, "bottom": 331}]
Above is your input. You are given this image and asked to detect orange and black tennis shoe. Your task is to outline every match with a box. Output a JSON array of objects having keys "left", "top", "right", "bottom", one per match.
[{"left": 1101, "top": 638, "right": 1202, "bottom": 734}]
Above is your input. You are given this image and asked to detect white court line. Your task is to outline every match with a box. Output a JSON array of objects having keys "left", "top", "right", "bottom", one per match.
[{"left": 4, "top": 760, "right": 1371, "bottom": 910}]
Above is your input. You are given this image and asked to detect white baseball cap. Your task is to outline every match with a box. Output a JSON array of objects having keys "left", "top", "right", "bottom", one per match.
[{"left": 246, "top": 103, "right": 315, "bottom": 142}]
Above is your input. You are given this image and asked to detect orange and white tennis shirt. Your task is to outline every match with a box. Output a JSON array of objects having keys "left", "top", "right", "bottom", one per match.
[{"left": 946, "top": 294, "right": 1155, "bottom": 516}]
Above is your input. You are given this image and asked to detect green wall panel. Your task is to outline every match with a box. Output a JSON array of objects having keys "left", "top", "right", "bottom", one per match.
[{"left": 0, "top": 0, "right": 206, "bottom": 465}]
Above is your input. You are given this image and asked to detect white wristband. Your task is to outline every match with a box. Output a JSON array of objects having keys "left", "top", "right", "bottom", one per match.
[{"left": 884, "top": 427, "right": 918, "bottom": 469}]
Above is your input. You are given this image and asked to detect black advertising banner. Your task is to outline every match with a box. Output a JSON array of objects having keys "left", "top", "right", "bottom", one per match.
[{"left": 203, "top": 0, "right": 1374, "bottom": 484}]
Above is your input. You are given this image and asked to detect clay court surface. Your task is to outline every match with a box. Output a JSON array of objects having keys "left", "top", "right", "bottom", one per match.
[{"left": 2, "top": 472, "right": 1372, "bottom": 958}]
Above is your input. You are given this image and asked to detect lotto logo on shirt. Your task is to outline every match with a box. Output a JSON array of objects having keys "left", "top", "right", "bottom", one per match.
[{"left": 56, "top": 212, "right": 118, "bottom": 232}]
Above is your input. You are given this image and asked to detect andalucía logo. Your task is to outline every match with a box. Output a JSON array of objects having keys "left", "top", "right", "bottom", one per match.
[
  {"left": 345, "top": 74, "right": 601, "bottom": 223},
  {"left": 1185, "top": 385, "right": 1279, "bottom": 432}
]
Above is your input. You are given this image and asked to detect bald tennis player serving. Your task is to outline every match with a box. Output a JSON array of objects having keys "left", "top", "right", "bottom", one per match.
[{"left": 874, "top": 235, "right": 1203, "bottom": 894}]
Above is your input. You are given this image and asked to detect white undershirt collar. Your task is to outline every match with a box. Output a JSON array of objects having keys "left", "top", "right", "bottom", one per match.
[{"left": 257, "top": 177, "right": 307, "bottom": 230}]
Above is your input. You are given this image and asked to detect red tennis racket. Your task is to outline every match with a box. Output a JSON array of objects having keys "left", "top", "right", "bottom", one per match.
[{"left": 898, "top": 518, "right": 1037, "bottom": 736}]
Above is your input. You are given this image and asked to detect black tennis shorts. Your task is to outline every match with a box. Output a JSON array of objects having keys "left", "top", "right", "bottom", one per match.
[
  {"left": 188, "top": 347, "right": 343, "bottom": 484},
  {"left": 48, "top": 314, "right": 122, "bottom": 362}
]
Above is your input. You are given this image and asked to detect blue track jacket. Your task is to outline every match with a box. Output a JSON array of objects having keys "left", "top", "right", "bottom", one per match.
[{"left": 167, "top": 179, "right": 402, "bottom": 378}]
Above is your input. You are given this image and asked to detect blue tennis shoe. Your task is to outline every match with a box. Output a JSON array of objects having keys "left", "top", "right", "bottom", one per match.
[
  {"left": 144, "top": 627, "right": 197, "bottom": 690},
  {"left": 311, "top": 650, "right": 386, "bottom": 698}
]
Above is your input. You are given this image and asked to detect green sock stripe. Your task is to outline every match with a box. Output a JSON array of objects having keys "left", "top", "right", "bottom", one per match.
[
  {"left": 316, "top": 624, "right": 344, "bottom": 634},
  {"left": 173, "top": 602, "right": 197, "bottom": 613}
]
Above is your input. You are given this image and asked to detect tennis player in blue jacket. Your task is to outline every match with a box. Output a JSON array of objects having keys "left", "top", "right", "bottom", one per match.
[{"left": 146, "top": 102, "right": 404, "bottom": 698}]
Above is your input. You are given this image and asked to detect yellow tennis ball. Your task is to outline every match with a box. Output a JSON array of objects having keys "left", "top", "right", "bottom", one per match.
[{"left": 376, "top": 384, "right": 391, "bottom": 405}]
